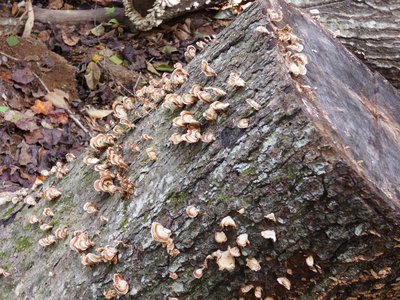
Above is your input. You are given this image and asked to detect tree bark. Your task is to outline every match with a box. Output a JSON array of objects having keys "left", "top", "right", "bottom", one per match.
[
  {"left": 287, "top": 0, "right": 400, "bottom": 89},
  {"left": 1, "top": 0, "right": 400, "bottom": 299},
  {"left": 122, "top": 0, "right": 225, "bottom": 31}
]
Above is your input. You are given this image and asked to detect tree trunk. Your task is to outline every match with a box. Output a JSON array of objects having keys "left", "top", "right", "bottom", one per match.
[
  {"left": 287, "top": 0, "right": 400, "bottom": 89},
  {"left": 122, "top": 0, "right": 225, "bottom": 30},
  {"left": 1, "top": 0, "right": 400, "bottom": 299}
]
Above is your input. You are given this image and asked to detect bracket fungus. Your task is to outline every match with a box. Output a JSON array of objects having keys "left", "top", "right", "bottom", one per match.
[
  {"left": 277, "top": 277, "right": 291, "bottom": 290},
  {"left": 83, "top": 156, "right": 100, "bottom": 165},
  {"left": 212, "top": 249, "right": 236, "bottom": 271},
  {"left": 210, "top": 101, "right": 230, "bottom": 112},
  {"left": 0, "top": 268, "right": 10, "bottom": 278},
  {"left": 103, "top": 289, "right": 117, "bottom": 300},
  {"left": 201, "top": 60, "right": 217, "bottom": 77},
  {"left": 261, "top": 230, "right": 277, "bottom": 242},
  {"left": 227, "top": 72, "right": 245, "bottom": 87},
  {"left": 54, "top": 226, "right": 68, "bottom": 239},
  {"left": 171, "top": 63, "right": 189, "bottom": 86},
  {"left": 43, "top": 207, "right": 54, "bottom": 217},
  {"left": 245, "top": 98, "right": 262, "bottom": 111},
  {"left": 28, "top": 215, "right": 41, "bottom": 224},
  {"left": 89, "top": 133, "right": 116, "bottom": 151},
  {"left": 215, "top": 232, "right": 228, "bottom": 244},
  {"left": 201, "top": 133, "right": 216, "bottom": 143},
  {"left": 69, "top": 231, "right": 94, "bottom": 253},
  {"left": 97, "top": 245, "right": 118, "bottom": 264},
  {"left": 264, "top": 213, "right": 277, "bottom": 222},
  {"left": 236, "top": 233, "right": 250, "bottom": 248},
  {"left": 185, "top": 205, "right": 200, "bottom": 218},
  {"left": 81, "top": 253, "right": 103, "bottom": 267},
  {"left": 39, "top": 235, "right": 56, "bottom": 247},
  {"left": 40, "top": 187, "right": 61, "bottom": 201},
  {"left": 146, "top": 147, "right": 158, "bottom": 160},
  {"left": 39, "top": 224, "right": 53, "bottom": 231},
  {"left": 184, "top": 45, "right": 196, "bottom": 62},
  {"left": 193, "top": 267, "right": 204, "bottom": 279},
  {"left": 220, "top": 216, "right": 237, "bottom": 229},
  {"left": 203, "top": 107, "right": 218, "bottom": 122},
  {"left": 237, "top": 119, "right": 250, "bottom": 129},
  {"left": 113, "top": 273, "right": 130, "bottom": 295},
  {"left": 24, "top": 195, "right": 37, "bottom": 206},
  {"left": 151, "top": 222, "right": 172, "bottom": 243},
  {"left": 246, "top": 258, "right": 261, "bottom": 271},
  {"left": 83, "top": 202, "right": 98, "bottom": 214}
]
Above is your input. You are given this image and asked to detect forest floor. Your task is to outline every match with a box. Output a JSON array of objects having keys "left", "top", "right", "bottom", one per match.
[{"left": 0, "top": 0, "right": 236, "bottom": 192}]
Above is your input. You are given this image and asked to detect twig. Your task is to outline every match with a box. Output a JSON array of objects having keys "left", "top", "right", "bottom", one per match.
[
  {"left": 0, "top": 51, "right": 18, "bottom": 61},
  {"left": 32, "top": 72, "right": 50, "bottom": 93},
  {"left": 133, "top": 72, "right": 142, "bottom": 92},
  {"left": 69, "top": 114, "right": 91, "bottom": 135},
  {"left": 22, "top": 0, "right": 34, "bottom": 37}
]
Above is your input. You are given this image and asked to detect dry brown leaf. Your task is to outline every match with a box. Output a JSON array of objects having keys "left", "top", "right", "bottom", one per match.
[
  {"left": 48, "top": 0, "right": 64, "bottom": 9},
  {"left": 61, "top": 31, "right": 80, "bottom": 46},
  {"left": 87, "top": 109, "right": 113, "bottom": 119},
  {"left": 44, "top": 89, "right": 71, "bottom": 112},
  {"left": 84, "top": 62, "right": 101, "bottom": 90}
]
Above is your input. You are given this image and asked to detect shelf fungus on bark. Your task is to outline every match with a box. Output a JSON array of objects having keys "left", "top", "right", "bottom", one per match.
[
  {"left": 237, "top": 118, "right": 250, "bottom": 129},
  {"left": 267, "top": 8, "right": 283, "bottom": 23},
  {"left": 113, "top": 273, "right": 130, "bottom": 295},
  {"left": 211, "top": 249, "right": 236, "bottom": 271},
  {"left": 83, "top": 155, "right": 100, "bottom": 165},
  {"left": 0, "top": 268, "right": 10, "bottom": 278},
  {"left": 169, "top": 272, "right": 178, "bottom": 280},
  {"left": 65, "top": 152, "right": 76, "bottom": 162},
  {"left": 69, "top": 231, "right": 94, "bottom": 253},
  {"left": 245, "top": 98, "right": 262, "bottom": 111},
  {"left": 236, "top": 233, "right": 250, "bottom": 248},
  {"left": 261, "top": 229, "right": 277, "bottom": 242},
  {"left": 277, "top": 276, "right": 291, "bottom": 290},
  {"left": 171, "top": 63, "right": 189, "bottom": 86},
  {"left": 151, "top": 222, "right": 180, "bottom": 257},
  {"left": 189, "top": 84, "right": 203, "bottom": 98},
  {"left": 24, "top": 195, "right": 37, "bottom": 206},
  {"left": 193, "top": 267, "right": 204, "bottom": 279},
  {"left": 40, "top": 187, "right": 62, "bottom": 201},
  {"left": 215, "top": 231, "right": 228, "bottom": 243},
  {"left": 81, "top": 253, "right": 103, "bottom": 267},
  {"left": 89, "top": 133, "right": 116, "bottom": 151},
  {"left": 181, "top": 130, "right": 202, "bottom": 144},
  {"left": 185, "top": 205, "right": 200, "bottom": 218},
  {"left": 40, "top": 224, "right": 53, "bottom": 231},
  {"left": 106, "top": 148, "right": 128, "bottom": 169},
  {"left": 28, "top": 215, "right": 41, "bottom": 224},
  {"left": 201, "top": 60, "right": 217, "bottom": 77},
  {"left": 255, "top": 25, "right": 270, "bottom": 33},
  {"left": 38, "top": 235, "right": 56, "bottom": 247},
  {"left": 94, "top": 163, "right": 109, "bottom": 172},
  {"left": 241, "top": 284, "right": 254, "bottom": 294},
  {"left": 50, "top": 162, "right": 70, "bottom": 179},
  {"left": 204, "top": 86, "right": 227, "bottom": 98},
  {"left": 83, "top": 202, "right": 98, "bottom": 214},
  {"left": 146, "top": 147, "right": 158, "bottom": 160},
  {"left": 220, "top": 216, "right": 237, "bottom": 228},
  {"left": 182, "top": 93, "right": 197, "bottom": 106},
  {"left": 122, "top": 96, "right": 135, "bottom": 111},
  {"left": 163, "top": 93, "right": 184, "bottom": 109},
  {"left": 103, "top": 289, "right": 117, "bottom": 300},
  {"left": 54, "top": 226, "right": 68, "bottom": 240},
  {"left": 42, "top": 207, "right": 54, "bottom": 217},
  {"left": 227, "top": 72, "right": 245, "bottom": 87},
  {"left": 203, "top": 107, "right": 218, "bottom": 122},
  {"left": 141, "top": 134, "right": 154, "bottom": 141},
  {"left": 169, "top": 133, "right": 183, "bottom": 145},
  {"left": 246, "top": 258, "right": 261, "bottom": 271},
  {"left": 94, "top": 178, "right": 119, "bottom": 195},
  {"left": 201, "top": 132, "right": 216, "bottom": 143},
  {"left": 184, "top": 45, "right": 196, "bottom": 62},
  {"left": 264, "top": 213, "right": 277, "bottom": 222},
  {"left": 254, "top": 286, "right": 263, "bottom": 298},
  {"left": 97, "top": 245, "right": 118, "bottom": 264},
  {"left": 173, "top": 111, "right": 200, "bottom": 128},
  {"left": 197, "top": 91, "right": 214, "bottom": 104},
  {"left": 210, "top": 101, "right": 230, "bottom": 112}
]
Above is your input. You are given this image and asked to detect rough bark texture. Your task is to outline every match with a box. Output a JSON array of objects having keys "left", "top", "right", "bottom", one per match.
[
  {"left": 1, "top": 0, "right": 400, "bottom": 299},
  {"left": 122, "top": 0, "right": 225, "bottom": 30},
  {"left": 287, "top": 0, "right": 400, "bottom": 89}
]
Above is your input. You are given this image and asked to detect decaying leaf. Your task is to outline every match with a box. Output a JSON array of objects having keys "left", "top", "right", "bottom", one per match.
[
  {"left": 44, "top": 89, "right": 71, "bottom": 112},
  {"left": 84, "top": 62, "right": 101, "bottom": 90},
  {"left": 31, "top": 100, "right": 53, "bottom": 115},
  {"left": 87, "top": 108, "right": 113, "bottom": 119}
]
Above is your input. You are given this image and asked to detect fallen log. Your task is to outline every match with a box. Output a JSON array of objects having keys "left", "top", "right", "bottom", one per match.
[
  {"left": 1, "top": 0, "right": 400, "bottom": 299},
  {"left": 288, "top": 0, "right": 400, "bottom": 89}
]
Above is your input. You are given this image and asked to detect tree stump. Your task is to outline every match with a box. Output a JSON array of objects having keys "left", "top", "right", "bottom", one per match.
[{"left": 1, "top": 0, "right": 400, "bottom": 299}]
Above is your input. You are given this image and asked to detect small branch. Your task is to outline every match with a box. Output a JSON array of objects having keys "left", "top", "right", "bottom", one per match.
[{"left": 22, "top": 0, "right": 34, "bottom": 37}]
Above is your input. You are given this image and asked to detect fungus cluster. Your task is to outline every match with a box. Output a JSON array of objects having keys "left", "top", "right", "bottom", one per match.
[
  {"left": 267, "top": 9, "right": 308, "bottom": 77},
  {"left": 151, "top": 222, "right": 180, "bottom": 257}
]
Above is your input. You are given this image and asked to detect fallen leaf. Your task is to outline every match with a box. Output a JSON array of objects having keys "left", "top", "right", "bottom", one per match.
[
  {"left": 84, "top": 62, "right": 101, "bottom": 90},
  {"left": 87, "top": 108, "right": 113, "bottom": 119},
  {"left": 18, "top": 141, "right": 32, "bottom": 166},
  {"left": 90, "top": 24, "right": 105, "bottom": 37},
  {"left": 31, "top": 100, "right": 53, "bottom": 115},
  {"left": 0, "top": 106, "right": 10, "bottom": 113},
  {"left": 92, "top": 54, "right": 103, "bottom": 63},
  {"left": 48, "top": 112, "right": 68, "bottom": 125},
  {"left": 109, "top": 55, "right": 123, "bottom": 65},
  {"left": 48, "top": 0, "right": 64, "bottom": 9},
  {"left": 146, "top": 61, "right": 161, "bottom": 76},
  {"left": 6, "top": 35, "right": 19, "bottom": 47},
  {"left": 159, "top": 45, "right": 178, "bottom": 54},
  {"left": 155, "top": 64, "right": 174, "bottom": 72},
  {"left": 12, "top": 67, "right": 34, "bottom": 85},
  {"left": 44, "top": 90, "right": 71, "bottom": 111},
  {"left": 61, "top": 31, "right": 80, "bottom": 46},
  {"left": 4, "top": 110, "right": 39, "bottom": 131}
]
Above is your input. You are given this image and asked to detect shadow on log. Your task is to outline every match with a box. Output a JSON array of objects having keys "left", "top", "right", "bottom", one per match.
[{"left": 1, "top": 0, "right": 400, "bottom": 299}]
